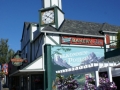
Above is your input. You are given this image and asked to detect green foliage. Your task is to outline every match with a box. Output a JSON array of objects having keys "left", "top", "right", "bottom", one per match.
[
  {"left": 117, "top": 30, "right": 120, "bottom": 48},
  {"left": 51, "top": 47, "right": 71, "bottom": 59},
  {"left": 0, "top": 39, "right": 15, "bottom": 64}
]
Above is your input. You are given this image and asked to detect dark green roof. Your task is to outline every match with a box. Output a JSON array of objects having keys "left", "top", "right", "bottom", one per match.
[
  {"left": 104, "top": 55, "right": 120, "bottom": 63},
  {"left": 104, "top": 48, "right": 120, "bottom": 62}
]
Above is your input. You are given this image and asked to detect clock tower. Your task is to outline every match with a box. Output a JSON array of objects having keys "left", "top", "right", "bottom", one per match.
[{"left": 39, "top": 0, "right": 64, "bottom": 31}]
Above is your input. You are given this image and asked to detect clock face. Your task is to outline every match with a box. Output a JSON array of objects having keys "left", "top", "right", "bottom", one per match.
[{"left": 41, "top": 10, "right": 54, "bottom": 24}]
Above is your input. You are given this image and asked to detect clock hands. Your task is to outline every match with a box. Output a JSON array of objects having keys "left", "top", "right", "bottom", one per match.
[
  {"left": 48, "top": 12, "right": 54, "bottom": 17},
  {"left": 46, "top": 12, "right": 54, "bottom": 19},
  {"left": 42, "top": 10, "right": 54, "bottom": 24},
  {"left": 44, "top": 12, "right": 54, "bottom": 22}
]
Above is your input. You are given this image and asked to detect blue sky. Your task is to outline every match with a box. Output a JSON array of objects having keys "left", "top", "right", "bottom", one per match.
[{"left": 0, "top": 0, "right": 120, "bottom": 52}]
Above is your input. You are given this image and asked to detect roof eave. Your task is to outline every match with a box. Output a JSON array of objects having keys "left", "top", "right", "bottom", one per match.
[
  {"left": 41, "top": 30, "right": 105, "bottom": 38},
  {"left": 102, "top": 30, "right": 118, "bottom": 34}
]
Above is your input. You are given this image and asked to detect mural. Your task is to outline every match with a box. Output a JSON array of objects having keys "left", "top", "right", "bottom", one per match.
[{"left": 50, "top": 46, "right": 104, "bottom": 90}]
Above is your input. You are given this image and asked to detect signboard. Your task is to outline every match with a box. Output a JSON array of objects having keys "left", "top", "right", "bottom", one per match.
[
  {"left": 44, "top": 45, "right": 104, "bottom": 90},
  {"left": 2, "top": 64, "right": 8, "bottom": 75},
  {"left": 11, "top": 58, "right": 23, "bottom": 66},
  {"left": 11, "top": 55, "right": 25, "bottom": 66},
  {"left": 61, "top": 35, "right": 104, "bottom": 46}
]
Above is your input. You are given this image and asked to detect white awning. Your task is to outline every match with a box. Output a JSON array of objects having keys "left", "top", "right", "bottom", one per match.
[{"left": 9, "top": 69, "right": 45, "bottom": 76}]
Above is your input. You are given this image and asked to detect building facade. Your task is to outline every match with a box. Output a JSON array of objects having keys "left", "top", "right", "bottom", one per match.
[{"left": 8, "top": 0, "right": 120, "bottom": 90}]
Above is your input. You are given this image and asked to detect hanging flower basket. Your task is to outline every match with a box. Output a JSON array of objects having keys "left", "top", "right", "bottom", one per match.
[{"left": 0, "top": 71, "right": 5, "bottom": 78}]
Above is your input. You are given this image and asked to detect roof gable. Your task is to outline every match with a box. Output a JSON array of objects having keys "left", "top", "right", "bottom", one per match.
[
  {"left": 21, "top": 22, "right": 39, "bottom": 42},
  {"left": 21, "top": 22, "right": 30, "bottom": 42},
  {"left": 101, "top": 23, "right": 120, "bottom": 32}
]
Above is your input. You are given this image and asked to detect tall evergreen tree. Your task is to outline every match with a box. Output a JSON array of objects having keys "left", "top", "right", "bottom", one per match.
[
  {"left": 117, "top": 30, "right": 120, "bottom": 48},
  {"left": 0, "top": 39, "right": 15, "bottom": 64}
]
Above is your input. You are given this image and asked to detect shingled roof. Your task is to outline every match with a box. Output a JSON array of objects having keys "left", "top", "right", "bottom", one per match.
[
  {"left": 101, "top": 23, "right": 120, "bottom": 32},
  {"left": 42, "top": 19, "right": 120, "bottom": 36}
]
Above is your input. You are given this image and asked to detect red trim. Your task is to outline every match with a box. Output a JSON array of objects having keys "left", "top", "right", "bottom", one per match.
[{"left": 106, "top": 34, "right": 110, "bottom": 44}]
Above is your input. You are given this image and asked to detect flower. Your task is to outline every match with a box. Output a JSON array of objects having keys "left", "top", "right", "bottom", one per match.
[
  {"left": 55, "top": 74, "right": 79, "bottom": 89},
  {"left": 84, "top": 73, "right": 117, "bottom": 90}
]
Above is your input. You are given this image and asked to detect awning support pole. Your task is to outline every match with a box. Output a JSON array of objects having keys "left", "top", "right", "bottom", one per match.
[
  {"left": 108, "top": 67, "right": 112, "bottom": 82},
  {"left": 95, "top": 71, "right": 99, "bottom": 90}
]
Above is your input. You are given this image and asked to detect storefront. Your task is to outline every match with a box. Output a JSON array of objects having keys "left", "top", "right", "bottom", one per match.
[
  {"left": 9, "top": 71, "right": 44, "bottom": 90},
  {"left": 9, "top": 54, "right": 44, "bottom": 90},
  {"left": 18, "top": 74, "right": 44, "bottom": 90}
]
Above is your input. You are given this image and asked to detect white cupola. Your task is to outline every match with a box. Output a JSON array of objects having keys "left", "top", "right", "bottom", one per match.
[{"left": 42, "top": 0, "right": 62, "bottom": 10}]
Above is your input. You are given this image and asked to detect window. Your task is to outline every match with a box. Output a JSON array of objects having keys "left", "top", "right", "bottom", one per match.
[
  {"left": 106, "top": 34, "right": 117, "bottom": 51},
  {"left": 109, "top": 34, "right": 117, "bottom": 46}
]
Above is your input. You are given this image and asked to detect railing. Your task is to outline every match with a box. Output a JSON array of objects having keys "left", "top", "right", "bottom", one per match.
[{"left": 56, "top": 61, "right": 119, "bottom": 75}]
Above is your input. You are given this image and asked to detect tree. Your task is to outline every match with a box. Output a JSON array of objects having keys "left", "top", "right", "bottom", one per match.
[
  {"left": 0, "top": 39, "right": 15, "bottom": 64},
  {"left": 117, "top": 30, "right": 120, "bottom": 48}
]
